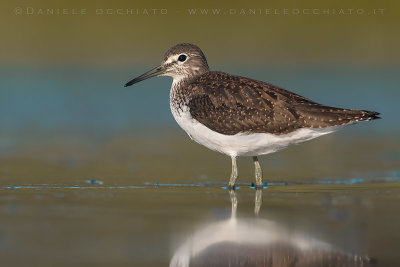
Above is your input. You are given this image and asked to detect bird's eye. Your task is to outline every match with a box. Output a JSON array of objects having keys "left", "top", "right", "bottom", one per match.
[{"left": 178, "top": 54, "right": 187, "bottom": 62}]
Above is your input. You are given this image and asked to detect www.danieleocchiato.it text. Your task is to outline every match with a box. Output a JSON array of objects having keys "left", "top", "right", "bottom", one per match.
[{"left": 186, "top": 8, "right": 385, "bottom": 16}]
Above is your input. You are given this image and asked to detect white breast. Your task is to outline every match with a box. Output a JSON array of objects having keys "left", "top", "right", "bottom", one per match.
[{"left": 169, "top": 81, "right": 341, "bottom": 157}]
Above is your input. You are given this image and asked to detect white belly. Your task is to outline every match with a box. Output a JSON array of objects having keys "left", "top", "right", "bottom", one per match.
[{"left": 170, "top": 104, "right": 340, "bottom": 157}]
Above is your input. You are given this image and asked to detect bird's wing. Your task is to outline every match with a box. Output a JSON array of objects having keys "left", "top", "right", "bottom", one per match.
[{"left": 186, "top": 71, "right": 379, "bottom": 135}]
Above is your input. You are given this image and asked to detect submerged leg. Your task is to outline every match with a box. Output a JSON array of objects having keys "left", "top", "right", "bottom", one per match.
[
  {"left": 253, "top": 156, "right": 263, "bottom": 188},
  {"left": 228, "top": 156, "right": 238, "bottom": 189}
]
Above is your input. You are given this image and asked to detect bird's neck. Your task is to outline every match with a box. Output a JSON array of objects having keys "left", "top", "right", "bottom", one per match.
[
  {"left": 171, "top": 76, "right": 186, "bottom": 88},
  {"left": 171, "top": 71, "right": 206, "bottom": 92},
  {"left": 170, "top": 72, "right": 205, "bottom": 111},
  {"left": 170, "top": 77, "right": 187, "bottom": 104}
]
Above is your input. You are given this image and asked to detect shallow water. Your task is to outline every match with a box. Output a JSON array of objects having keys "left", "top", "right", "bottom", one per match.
[{"left": 1, "top": 182, "right": 400, "bottom": 266}]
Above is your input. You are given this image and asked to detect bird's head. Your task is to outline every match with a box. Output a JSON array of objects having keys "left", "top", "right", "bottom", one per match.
[{"left": 124, "top": 43, "right": 209, "bottom": 87}]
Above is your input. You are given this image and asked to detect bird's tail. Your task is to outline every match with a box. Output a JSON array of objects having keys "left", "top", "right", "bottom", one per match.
[
  {"left": 347, "top": 109, "right": 381, "bottom": 122},
  {"left": 296, "top": 104, "right": 381, "bottom": 128}
]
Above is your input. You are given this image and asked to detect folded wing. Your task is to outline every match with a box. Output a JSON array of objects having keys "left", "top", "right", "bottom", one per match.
[{"left": 186, "top": 71, "right": 380, "bottom": 135}]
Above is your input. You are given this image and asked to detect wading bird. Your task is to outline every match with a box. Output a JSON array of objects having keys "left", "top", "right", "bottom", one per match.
[{"left": 124, "top": 43, "right": 380, "bottom": 189}]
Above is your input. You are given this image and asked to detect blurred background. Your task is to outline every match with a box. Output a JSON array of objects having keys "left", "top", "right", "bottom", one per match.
[{"left": 0, "top": 0, "right": 400, "bottom": 266}]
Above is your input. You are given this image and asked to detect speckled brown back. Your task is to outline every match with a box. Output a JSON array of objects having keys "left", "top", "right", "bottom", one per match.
[{"left": 177, "top": 71, "right": 380, "bottom": 135}]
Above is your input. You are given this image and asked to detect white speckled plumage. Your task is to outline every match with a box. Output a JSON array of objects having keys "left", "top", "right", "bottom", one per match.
[
  {"left": 170, "top": 80, "right": 340, "bottom": 157},
  {"left": 125, "top": 43, "right": 380, "bottom": 188}
]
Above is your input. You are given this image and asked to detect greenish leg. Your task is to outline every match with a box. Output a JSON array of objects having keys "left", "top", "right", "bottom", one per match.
[
  {"left": 228, "top": 156, "right": 238, "bottom": 189},
  {"left": 253, "top": 156, "right": 263, "bottom": 188}
]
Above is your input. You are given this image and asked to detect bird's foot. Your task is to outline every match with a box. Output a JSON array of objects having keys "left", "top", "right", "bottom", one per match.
[
  {"left": 225, "top": 184, "right": 239, "bottom": 190},
  {"left": 251, "top": 182, "right": 267, "bottom": 190}
]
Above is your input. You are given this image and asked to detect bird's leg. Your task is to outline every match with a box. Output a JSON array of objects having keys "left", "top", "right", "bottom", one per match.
[
  {"left": 228, "top": 156, "right": 238, "bottom": 189},
  {"left": 253, "top": 156, "right": 263, "bottom": 189}
]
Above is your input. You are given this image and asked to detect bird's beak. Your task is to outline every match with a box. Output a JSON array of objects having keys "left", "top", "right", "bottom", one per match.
[{"left": 124, "top": 65, "right": 165, "bottom": 87}]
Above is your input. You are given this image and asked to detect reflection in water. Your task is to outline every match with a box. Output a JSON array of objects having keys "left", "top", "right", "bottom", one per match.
[{"left": 170, "top": 189, "right": 375, "bottom": 267}]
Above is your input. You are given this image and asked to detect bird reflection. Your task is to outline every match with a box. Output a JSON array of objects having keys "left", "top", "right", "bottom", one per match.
[{"left": 170, "top": 189, "right": 375, "bottom": 267}]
